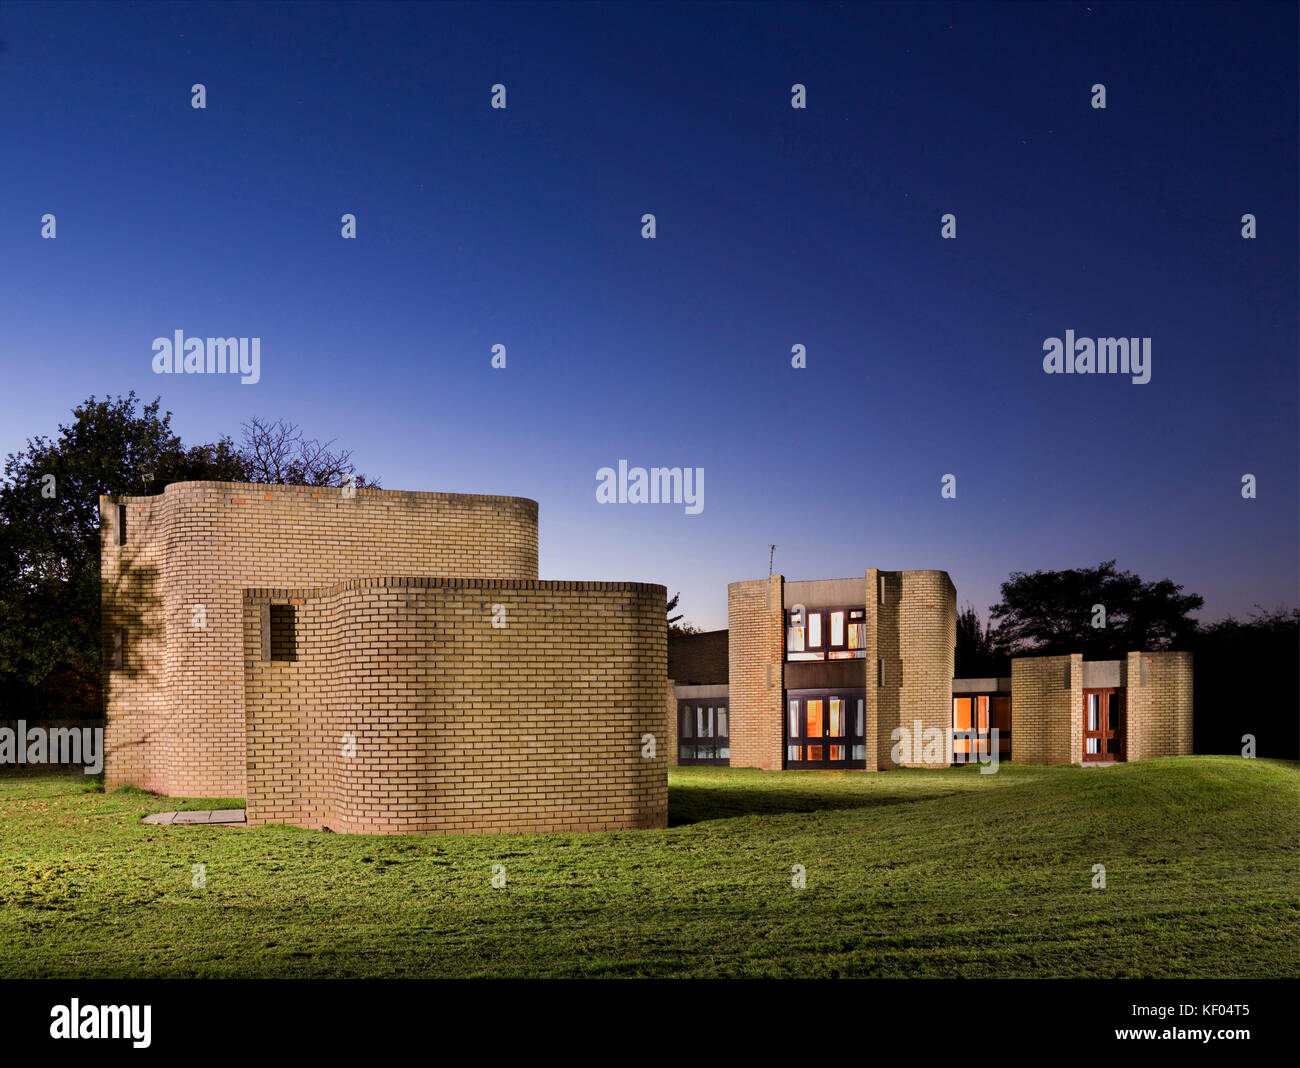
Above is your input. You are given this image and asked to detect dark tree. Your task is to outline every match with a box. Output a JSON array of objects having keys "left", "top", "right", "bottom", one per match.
[
  {"left": 0, "top": 393, "right": 244, "bottom": 716},
  {"left": 954, "top": 603, "right": 1008, "bottom": 677},
  {"left": 988, "top": 560, "right": 1203, "bottom": 659},
  {"left": 0, "top": 396, "right": 382, "bottom": 718},
  {"left": 1188, "top": 606, "right": 1299, "bottom": 758}
]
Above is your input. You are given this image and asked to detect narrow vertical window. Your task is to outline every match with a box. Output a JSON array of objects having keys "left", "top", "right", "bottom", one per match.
[
  {"left": 787, "top": 616, "right": 805, "bottom": 653},
  {"left": 117, "top": 504, "right": 127, "bottom": 546},
  {"left": 848, "top": 610, "right": 865, "bottom": 656},
  {"left": 806, "top": 699, "right": 824, "bottom": 740},
  {"left": 829, "top": 698, "right": 843, "bottom": 737},
  {"left": 269, "top": 604, "right": 298, "bottom": 662}
]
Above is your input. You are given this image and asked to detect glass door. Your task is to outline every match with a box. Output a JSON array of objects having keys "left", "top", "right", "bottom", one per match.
[
  {"left": 678, "top": 702, "right": 730, "bottom": 765},
  {"left": 1082, "top": 688, "right": 1125, "bottom": 762},
  {"left": 786, "top": 690, "right": 866, "bottom": 769}
]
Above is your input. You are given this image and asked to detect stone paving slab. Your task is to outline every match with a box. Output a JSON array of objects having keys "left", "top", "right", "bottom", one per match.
[{"left": 143, "top": 809, "right": 247, "bottom": 826}]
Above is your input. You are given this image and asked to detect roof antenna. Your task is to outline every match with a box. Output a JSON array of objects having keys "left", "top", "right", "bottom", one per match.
[{"left": 768, "top": 544, "right": 777, "bottom": 578}]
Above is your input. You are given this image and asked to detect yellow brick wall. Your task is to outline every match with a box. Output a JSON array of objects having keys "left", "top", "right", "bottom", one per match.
[
  {"left": 1010, "top": 653, "right": 1082, "bottom": 764},
  {"left": 889, "top": 570, "right": 956, "bottom": 768},
  {"left": 241, "top": 577, "right": 667, "bottom": 834},
  {"left": 1126, "top": 650, "right": 1194, "bottom": 760},
  {"left": 102, "top": 481, "right": 539, "bottom": 797},
  {"left": 726, "top": 576, "right": 784, "bottom": 770}
]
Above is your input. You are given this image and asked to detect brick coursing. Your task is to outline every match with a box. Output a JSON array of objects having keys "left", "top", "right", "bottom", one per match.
[
  {"left": 102, "top": 482, "right": 666, "bottom": 833},
  {"left": 1125, "top": 650, "right": 1194, "bottom": 761},
  {"left": 241, "top": 578, "right": 666, "bottom": 834},
  {"left": 667, "top": 629, "right": 728, "bottom": 684},
  {"left": 727, "top": 577, "right": 784, "bottom": 770},
  {"left": 1010, "top": 654, "right": 1082, "bottom": 765}
]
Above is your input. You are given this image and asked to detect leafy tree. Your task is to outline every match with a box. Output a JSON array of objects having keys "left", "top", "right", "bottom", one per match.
[
  {"left": 0, "top": 395, "right": 379, "bottom": 717},
  {"left": 987, "top": 560, "right": 1202, "bottom": 659},
  {"left": 0, "top": 393, "right": 245, "bottom": 716}
]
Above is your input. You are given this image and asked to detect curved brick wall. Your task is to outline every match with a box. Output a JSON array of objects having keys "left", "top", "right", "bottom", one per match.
[
  {"left": 892, "top": 569, "right": 957, "bottom": 768},
  {"left": 242, "top": 577, "right": 668, "bottom": 834},
  {"left": 102, "top": 482, "right": 539, "bottom": 797}
]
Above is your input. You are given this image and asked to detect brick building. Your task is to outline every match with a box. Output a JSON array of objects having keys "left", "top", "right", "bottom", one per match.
[
  {"left": 671, "top": 570, "right": 1193, "bottom": 770},
  {"left": 101, "top": 481, "right": 667, "bottom": 834}
]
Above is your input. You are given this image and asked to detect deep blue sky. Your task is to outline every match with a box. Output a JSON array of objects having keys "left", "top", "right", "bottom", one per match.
[{"left": 1, "top": 1, "right": 1296, "bottom": 630}]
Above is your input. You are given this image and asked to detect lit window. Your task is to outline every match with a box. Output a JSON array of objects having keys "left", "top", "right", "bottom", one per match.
[
  {"left": 787, "top": 621, "right": 805, "bottom": 652},
  {"left": 953, "top": 698, "right": 972, "bottom": 730},
  {"left": 787, "top": 606, "right": 865, "bottom": 661},
  {"left": 848, "top": 610, "right": 865, "bottom": 650},
  {"left": 786, "top": 689, "right": 867, "bottom": 768},
  {"left": 806, "top": 700, "right": 824, "bottom": 738}
]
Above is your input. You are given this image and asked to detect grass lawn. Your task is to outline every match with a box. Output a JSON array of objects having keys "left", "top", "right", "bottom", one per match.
[{"left": 0, "top": 756, "right": 1295, "bottom": 978}]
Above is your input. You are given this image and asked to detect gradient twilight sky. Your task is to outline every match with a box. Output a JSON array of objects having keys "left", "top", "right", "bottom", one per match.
[{"left": 0, "top": 1, "right": 1295, "bottom": 630}]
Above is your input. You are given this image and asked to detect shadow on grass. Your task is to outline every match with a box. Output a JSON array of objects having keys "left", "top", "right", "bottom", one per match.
[{"left": 668, "top": 782, "right": 956, "bottom": 826}]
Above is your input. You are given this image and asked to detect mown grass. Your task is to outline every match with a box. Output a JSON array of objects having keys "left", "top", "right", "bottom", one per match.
[{"left": 0, "top": 756, "right": 1295, "bottom": 977}]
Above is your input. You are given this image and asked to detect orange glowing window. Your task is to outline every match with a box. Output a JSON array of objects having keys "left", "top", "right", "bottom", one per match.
[
  {"left": 829, "top": 698, "right": 844, "bottom": 737},
  {"left": 806, "top": 700, "right": 824, "bottom": 739},
  {"left": 977, "top": 696, "right": 989, "bottom": 730},
  {"left": 807, "top": 746, "right": 824, "bottom": 761},
  {"left": 829, "top": 611, "right": 845, "bottom": 646},
  {"left": 953, "top": 698, "right": 972, "bottom": 731}
]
